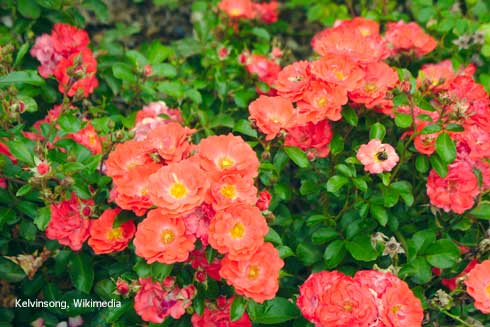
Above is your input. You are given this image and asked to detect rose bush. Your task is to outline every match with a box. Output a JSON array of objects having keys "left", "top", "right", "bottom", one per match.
[{"left": 1, "top": 0, "right": 490, "bottom": 326}]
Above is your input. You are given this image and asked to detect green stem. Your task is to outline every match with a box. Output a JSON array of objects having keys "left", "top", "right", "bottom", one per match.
[{"left": 440, "top": 310, "right": 474, "bottom": 327}]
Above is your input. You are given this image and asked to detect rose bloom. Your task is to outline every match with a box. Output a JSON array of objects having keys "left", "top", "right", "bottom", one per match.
[
  {"left": 334, "top": 17, "right": 380, "bottom": 38},
  {"left": 218, "top": 0, "right": 255, "bottom": 20},
  {"left": 87, "top": 208, "right": 135, "bottom": 254},
  {"left": 50, "top": 23, "right": 90, "bottom": 57},
  {"left": 134, "top": 278, "right": 194, "bottom": 323},
  {"left": 312, "top": 24, "right": 389, "bottom": 64},
  {"left": 385, "top": 21, "right": 437, "bottom": 57},
  {"left": 298, "top": 271, "right": 378, "bottom": 327},
  {"left": 455, "top": 124, "right": 490, "bottom": 161},
  {"left": 413, "top": 123, "right": 440, "bottom": 155},
  {"left": 66, "top": 122, "right": 102, "bottom": 155},
  {"left": 246, "top": 54, "right": 281, "bottom": 86},
  {"left": 53, "top": 48, "right": 98, "bottom": 97},
  {"left": 296, "top": 80, "right": 348, "bottom": 123},
  {"left": 464, "top": 260, "right": 490, "bottom": 313},
  {"left": 183, "top": 203, "right": 215, "bottom": 246},
  {"left": 134, "top": 209, "right": 196, "bottom": 264},
  {"left": 310, "top": 54, "right": 365, "bottom": 92},
  {"left": 114, "top": 162, "right": 162, "bottom": 216},
  {"left": 148, "top": 159, "right": 209, "bottom": 215},
  {"left": 249, "top": 95, "right": 294, "bottom": 140},
  {"left": 426, "top": 160, "right": 479, "bottom": 214},
  {"left": 208, "top": 204, "right": 268, "bottom": 260},
  {"left": 379, "top": 280, "right": 424, "bottom": 327},
  {"left": 356, "top": 139, "right": 399, "bottom": 174},
  {"left": 297, "top": 271, "right": 346, "bottom": 325},
  {"left": 256, "top": 190, "right": 271, "bottom": 211},
  {"left": 349, "top": 61, "right": 399, "bottom": 108},
  {"left": 30, "top": 34, "right": 63, "bottom": 78},
  {"left": 207, "top": 174, "right": 257, "bottom": 210},
  {"left": 274, "top": 61, "right": 311, "bottom": 102},
  {"left": 253, "top": 1, "right": 279, "bottom": 24},
  {"left": 191, "top": 296, "right": 252, "bottom": 327},
  {"left": 146, "top": 122, "right": 195, "bottom": 163},
  {"left": 45, "top": 194, "right": 93, "bottom": 251},
  {"left": 220, "top": 242, "right": 284, "bottom": 303},
  {"left": 197, "top": 134, "right": 259, "bottom": 180},
  {"left": 133, "top": 101, "right": 182, "bottom": 141},
  {"left": 105, "top": 140, "right": 154, "bottom": 183},
  {"left": 285, "top": 119, "right": 333, "bottom": 159}
]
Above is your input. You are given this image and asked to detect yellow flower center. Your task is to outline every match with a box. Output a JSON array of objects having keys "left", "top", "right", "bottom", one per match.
[
  {"left": 219, "top": 157, "right": 235, "bottom": 170},
  {"left": 374, "top": 150, "right": 388, "bottom": 162},
  {"left": 317, "top": 96, "right": 327, "bottom": 108},
  {"left": 161, "top": 229, "right": 175, "bottom": 245},
  {"left": 333, "top": 70, "right": 345, "bottom": 81},
  {"left": 230, "top": 222, "right": 245, "bottom": 239},
  {"left": 169, "top": 182, "right": 188, "bottom": 199},
  {"left": 88, "top": 134, "right": 97, "bottom": 146},
  {"left": 343, "top": 301, "right": 353, "bottom": 312},
  {"left": 229, "top": 8, "right": 242, "bottom": 17},
  {"left": 247, "top": 265, "right": 260, "bottom": 279},
  {"left": 392, "top": 304, "right": 401, "bottom": 315},
  {"left": 220, "top": 184, "right": 237, "bottom": 199},
  {"left": 359, "top": 27, "right": 371, "bottom": 37},
  {"left": 364, "top": 82, "right": 378, "bottom": 93},
  {"left": 140, "top": 187, "right": 149, "bottom": 196},
  {"left": 485, "top": 283, "right": 490, "bottom": 298},
  {"left": 107, "top": 227, "right": 123, "bottom": 241}
]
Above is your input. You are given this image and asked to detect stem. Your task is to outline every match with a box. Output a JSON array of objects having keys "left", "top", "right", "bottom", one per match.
[{"left": 440, "top": 310, "right": 474, "bottom": 327}]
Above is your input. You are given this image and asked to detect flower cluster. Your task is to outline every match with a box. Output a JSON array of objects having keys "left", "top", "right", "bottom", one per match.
[
  {"left": 103, "top": 111, "right": 283, "bottom": 320},
  {"left": 31, "top": 23, "right": 98, "bottom": 97},
  {"left": 218, "top": 0, "right": 279, "bottom": 24},
  {"left": 192, "top": 296, "right": 252, "bottom": 326},
  {"left": 413, "top": 61, "right": 490, "bottom": 214},
  {"left": 297, "top": 270, "right": 423, "bottom": 327},
  {"left": 248, "top": 17, "right": 436, "bottom": 159}
]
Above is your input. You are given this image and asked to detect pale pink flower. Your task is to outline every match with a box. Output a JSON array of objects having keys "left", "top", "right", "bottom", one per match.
[
  {"left": 356, "top": 139, "right": 399, "bottom": 174},
  {"left": 30, "top": 34, "right": 63, "bottom": 78}
]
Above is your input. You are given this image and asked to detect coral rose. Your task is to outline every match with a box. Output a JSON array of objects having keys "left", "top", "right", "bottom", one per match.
[
  {"left": 274, "top": 61, "right": 311, "bottom": 102},
  {"left": 249, "top": 95, "right": 294, "bottom": 140},
  {"left": 105, "top": 140, "right": 154, "bottom": 183},
  {"left": 148, "top": 159, "right": 209, "bottom": 215},
  {"left": 311, "top": 54, "right": 365, "bottom": 92},
  {"left": 218, "top": 0, "right": 255, "bottom": 20},
  {"left": 220, "top": 242, "right": 283, "bottom": 303},
  {"left": 427, "top": 160, "right": 479, "bottom": 214},
  {"left": 88, "top": 208, "right": 135, "bottom": 254},
  {"left": 380, "top": 280, "right": 424, "bottom": 327},
  {"left": 285, "top": 119, "right": 333, "bottom": 159},
  {"left": 45, "top": 194, "right": 93, "bottom": 251},
  {"left": 356, "top": 139, "right": 399, "bottom": 174},
  {"left": 53, "top": 48, "right": 98, "bottom": 97},
  {"left": 464, "top": 260, "right": 490, "bottom": 313},
  {"left": 246, "top": 54, "right": 281, "bottom": 86},
  {"left": 207, "top": 174, "right": 257, "bottom": 210},
  {"left": 66, "top": 122, "right": 102, "bottom": 155},
  {"left": 197, "top": 134, "right": 259, "bottom": 180},
  {"left": 134, "top": 209, "right": 195, "bottom": 264},
  {"left": 146, "top": 122, "right": 195, "bottom": 163},
  {"left": 385, "top": 21, "right": 437, "bottom": 57},
  {"left": 208, "top": 204, "right": 268, "bottom": 260},
  {"left": 51, "top": 23, "right": 90, "bottom": 57}
]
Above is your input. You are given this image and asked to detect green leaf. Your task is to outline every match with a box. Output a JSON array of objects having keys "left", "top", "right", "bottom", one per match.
[
  {"left": 16, "top": 184, "right": 32, "bottom": 197},
  {"left": 312, "top": 227, "right": 338, "bottom": 244},
  {"left": 251, "top": 27, "right": 271, "bottom": 41},
  {"left": 152, "top": 63, "right": 177, "bottom": 77},
  {"left": 346, "top": 235, "right": 377, "bottom": 261},
  {"left": 371, "top": 205, "right": 388, "bottom": 226},
  {"left": 234, "top": 119, "right": 258, "bottom": 138},
  {"left": 326, "top": 175, "right": 349, "bottom": 193},
  {"left": 104, "top": 300, "right": 132, "bottom": 323},
  {"left": 323, "top": 240, "right": 346, "bottom": 269},
  {"left": 69, "top": 253, "right": 94, "bottom": 294},
  {"left": 247, "top": 297, "right": 299, "bottom": 324},
  {"left": 151, "top": 263, "right": 173, "bottom": 281},
  {"left": 0, "top": 70, "right": 44, "bottom": 86},
  {"left": 36, "top": 0, "right": 62, "bottom": 9},
  {"left": 469, "top": 202, "right": 490, "bottom": 219},
  {"left": 394, "top": 113, "right": 413, "bottom": 128},
  {"left": 34, "top": 206, "right": 51, "bottom": 231},
  {"left": 264, "top": 228, "right": 282, "bottom": 245},
  {"left": 420, "top": 124, "right": 441, "bottom": 134},
  {"left": 435, "top": 133, "right": 456, "bottom": 164},
  {"left": 430, "top": 153, "right": 448, "bottom": 178},
  {"left": 393, "top": 93, "right": 408, "bottom": 107},
  {"left": 284, "top": 146, "right": 310, "bottom": 168},
  {"left": 19, "top": 220, "right": 36, "bottom": 241},
  {"left": 6, "top": 140, "right": 34, "bottom": 165},
  {"left": 424, "top": 239, "right": 460, "bottom": 269},
  {"left": 185, "top": 89, "right": 202, "bottom": 104},
  {"left": 341, "top": 108, "right": 358, "bottom": 126},
  {"left": 399, "top": 257, "right": 432, "bottom": 284},
  {"left": 369, "top": 123, "right": 386, "bottom": 140},
  {"left": 112, "top": 63, "right": 137, "bottom": 83},
  {"left": 17, "top": 0, "right": 41, "bottom": 19},
  {"left": 445, "top": 123, "right": 464, "bottom": 132},
  {"left": 133, "top": 258, "right": 152, "bottom": 277},
  {"left": 0, "top": 257, "right": 26, "bottom": 282},
  {"left": 296, "top": 243, "right": 321, "bottom": 265},
  {"left": 415, "top": 155, "right": 430, "bottom": 173},
  {"left": 14, "top": 43, "right": 30, "bottom": 67},
  {"left": 230, "top": 296, "right": 247, "bottom": 322},
  {"left": 276, "top": 245, "right": 295, "bottom": 259}
]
